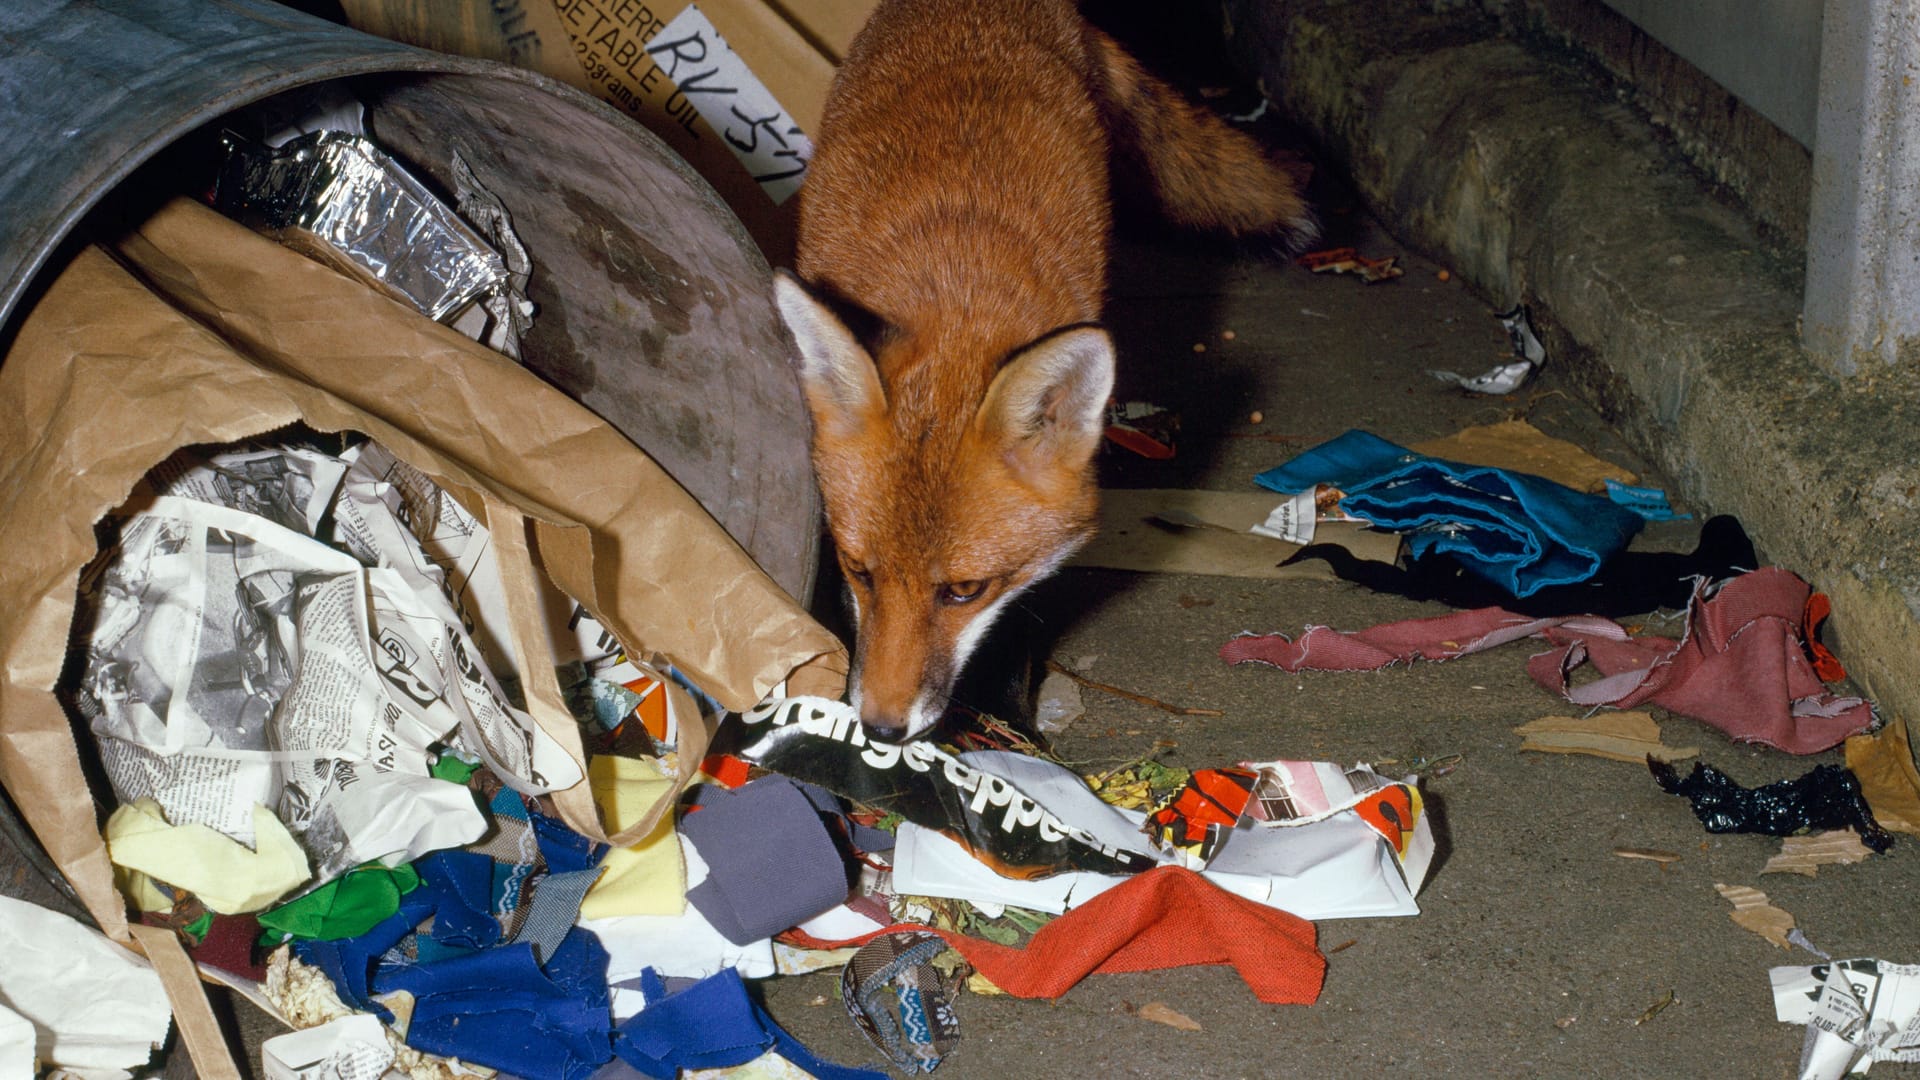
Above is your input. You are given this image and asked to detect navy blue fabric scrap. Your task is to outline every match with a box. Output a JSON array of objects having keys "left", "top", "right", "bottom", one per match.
[
  {"left": 680, "top": 775, "right": 852, "bottom": 945},
  {"left": 1255, "top": 429, "right": 1644, "bottom": 598},
  {"left": 610, "top": 967, "right": 887, "bottom": 1080},
  {"left": 532, "top": 807, "right": 606, "bottom": 873}
]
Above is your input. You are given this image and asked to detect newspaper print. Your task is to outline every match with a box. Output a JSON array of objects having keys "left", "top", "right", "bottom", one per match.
[{"left": 72, "top": 438, "right": 593, "bottom": 886}]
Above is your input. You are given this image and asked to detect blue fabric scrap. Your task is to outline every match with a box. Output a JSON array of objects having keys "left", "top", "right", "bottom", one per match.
[
  {"left": 1605, "top": 478, "right": 1693, "bottom": 521},
  {"left": 1255, "top": 429, "right": 1645, "bottom": 598},
  {"left": 373, "top": 928, "right": 613, "bottom": 1080},
  {"left": 613, "top": 968, "right": 887, "bottom": 1080},
  {"left": 490, "top": 787, "right": 531, "bottom": 821},
  {"left": 532, "top": 808, "right": 605, "bottom": 873},
  {"left": 291, "top": 885, "right": 436, "bottom": 1018},
  {"left": 417, "top": 850, "right": 502, "bottom": 949}
]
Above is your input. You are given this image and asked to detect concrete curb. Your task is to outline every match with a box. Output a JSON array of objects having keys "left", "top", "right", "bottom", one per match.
[{"left": 1225, "top": 0, "right": 1920, "bottom": 728}]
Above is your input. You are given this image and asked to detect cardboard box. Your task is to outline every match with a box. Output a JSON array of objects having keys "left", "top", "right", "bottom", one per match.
[{"left": 340, "top": 0, "right": 879, "bottom": 263}]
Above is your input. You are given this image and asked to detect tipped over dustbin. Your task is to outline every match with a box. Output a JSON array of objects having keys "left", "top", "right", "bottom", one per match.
[
  {"left": 0, "top": 2, "right": 827, "bottom": 1069},
  {"left": 0, "top": 0, "right": 820, "bottom": 604}
]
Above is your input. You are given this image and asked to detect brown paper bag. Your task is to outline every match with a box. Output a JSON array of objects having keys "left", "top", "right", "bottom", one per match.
[{"left": 0, "top": 197, "right": 845, "bottom": 952}]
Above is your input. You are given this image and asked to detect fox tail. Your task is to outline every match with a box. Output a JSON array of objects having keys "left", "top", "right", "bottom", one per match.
[{"left": 1090, "top": 27, "right": 1319, "bottom": 252}]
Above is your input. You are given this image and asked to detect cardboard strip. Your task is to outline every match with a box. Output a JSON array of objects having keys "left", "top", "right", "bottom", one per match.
[{"left": 127, "top": 923, "right": 244, "bottom": 1080}]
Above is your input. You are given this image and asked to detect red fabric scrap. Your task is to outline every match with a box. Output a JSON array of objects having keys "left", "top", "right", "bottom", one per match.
[
  {"left": 1804, "top": 591, "right": 1848, "bottom": 682},
  {"left": 699, "top": 753, "right": 752, "bottom": 789},
  {"left": 1222, "top": 567, "right": 1872, "bottom": 755},
  {"left": 775, "top": 867, "right": 1325, "bottom": 1004},
  {"left": 931, "top": 867, "right": 1320, "bottom": 1003}
]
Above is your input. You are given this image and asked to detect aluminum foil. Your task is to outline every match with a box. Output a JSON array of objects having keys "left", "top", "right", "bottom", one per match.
[{"left": 215, "top": 130, "right": 507, "bottom": 322}]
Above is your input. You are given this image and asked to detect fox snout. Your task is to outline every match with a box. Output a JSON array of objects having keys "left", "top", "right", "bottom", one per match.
[{"left": 842, "top": 564, "right": 1026, "bottom": 742}]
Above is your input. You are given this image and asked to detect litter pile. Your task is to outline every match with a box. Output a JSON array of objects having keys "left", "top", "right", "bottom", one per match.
[
  {"left": 31, "top": 429, "right": 1443, "bottom": 1079},
  {"left": 1217, "top": 414, "right": 1920, "bottom": 1079}
]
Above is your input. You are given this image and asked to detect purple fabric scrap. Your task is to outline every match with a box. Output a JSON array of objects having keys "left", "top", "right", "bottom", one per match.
[{"left": 679, "top": 776, "right": 852, "bottom": 945}]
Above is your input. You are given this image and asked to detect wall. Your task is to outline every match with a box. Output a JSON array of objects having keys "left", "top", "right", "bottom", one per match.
[{"left": 1599, "top": 0, "right": 1821, "bottom": 148}]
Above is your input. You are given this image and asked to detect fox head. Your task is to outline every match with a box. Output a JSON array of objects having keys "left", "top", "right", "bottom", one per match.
[{"left": 773, "top": 271, "right": 1114, "bottom": 742}]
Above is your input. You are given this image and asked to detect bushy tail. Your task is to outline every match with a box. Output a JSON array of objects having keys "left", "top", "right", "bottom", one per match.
[{"left": 1090, "top": 27, "right": 1319, "bottom": 252}]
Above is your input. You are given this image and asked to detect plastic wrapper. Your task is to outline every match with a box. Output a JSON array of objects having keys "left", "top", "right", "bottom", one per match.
[
  {"left": 1651, "top": 760, "right": 1895, "bottom": 852},
  {"left": 214, "top": 130, "right": 508, "bottom": 321},
  {"left": 723, "top": 697, "right": 1159, "bottom": 878}
]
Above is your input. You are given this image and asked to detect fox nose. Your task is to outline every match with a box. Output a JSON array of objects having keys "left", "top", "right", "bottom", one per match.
[{"left": 860, "top": 713, "right": 907, "bottom": 743}]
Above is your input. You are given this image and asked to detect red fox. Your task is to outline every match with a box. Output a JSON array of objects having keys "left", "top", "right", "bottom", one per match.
[{"left": 773, "top": 0, "right": 1315, "bottom": 741}]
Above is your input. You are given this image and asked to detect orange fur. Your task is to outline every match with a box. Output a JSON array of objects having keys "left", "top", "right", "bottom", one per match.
[{"left": 774, "top": 0, "right": 1312, "bottom": 739}]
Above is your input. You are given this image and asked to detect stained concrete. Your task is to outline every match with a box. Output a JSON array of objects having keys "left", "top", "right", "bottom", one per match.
[
  {"left": 755, "top": 201, "right": 1920, "bottom": 1079},
  {"left": 1224, "top": 0, "right": 1920, "bottom": 741}
]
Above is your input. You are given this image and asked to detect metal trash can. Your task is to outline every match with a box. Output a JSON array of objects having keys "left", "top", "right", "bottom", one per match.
[
  {"left": 0, "top": 0, "right": 820, "bottom": 605},
  {"left": 0, "top": 5, "right": 821, "bottom": 1068}
]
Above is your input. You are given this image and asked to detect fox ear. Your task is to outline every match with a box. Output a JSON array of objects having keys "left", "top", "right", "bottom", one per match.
[
  {"left": 977, "top": 326, "right": 1115, "bottom": 473},
  {"left": 773, "top": 270, "right": 886, "bottom": 436}
]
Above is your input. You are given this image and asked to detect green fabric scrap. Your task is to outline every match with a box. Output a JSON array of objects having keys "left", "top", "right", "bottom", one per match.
[
  {"left": 257, "top": 862, "right": 422, "bottom": 943},
  {"left": 183, "top": 910, "right": 215, "bottom": 945},
  {"left": 430, "top": 752, "right": 484, "bottom": 786}
]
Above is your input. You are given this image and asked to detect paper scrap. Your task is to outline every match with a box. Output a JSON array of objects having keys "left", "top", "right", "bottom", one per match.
[
  {"left": 1762, "top": 830, "right": 1876, "bottom": 877},
  {"left": 1073, "top": 488, "right": 1402, "bottom": 579},
  {"left": 1034, "top": 668, "right": 1086, "bottom": 734},
  {"left": 1613, "top": 848, "right": 1681, "bottom": 865},
  {"left": 1845, "top": 720, "right": 1920, "bottom": 837},
  {"left": 1772, "top": 958, "right": 1920, "bottom": 1078},
  {"left": 1429, "top": 306, "right": 1547, "bottom": 394},
  {"left": 261, "top": 1012, "right": 395, "bottom": 1080},
  {"left": 1296, "top": 246, "right": 1403, "bottom": 282},
  {"left": 1514, "top": 711, "right": 1698, "bottom": 764},
  {"left": 1716, "top": 883, "right": 1796, "bottom": 949},
  {"left": 0, "top": 895, "right": 172, "bottom": 1073},
  {"left": 1411, "top": 419, "right": 1636, "bottom": 494},
  {"left": 1134, "top": 1002, "right": 1203, "bottom": 1031},
  {"left": 0, "top": 1004, "right": 31, "bottom": 1080}
]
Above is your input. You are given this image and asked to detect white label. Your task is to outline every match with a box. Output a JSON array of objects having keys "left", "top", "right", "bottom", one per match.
[
  {"left": 652, "top": 5, "right": 813, "bottom": 204},
  {"left": 1251, "top": 491, "right": 1318, "bottom": 545}
]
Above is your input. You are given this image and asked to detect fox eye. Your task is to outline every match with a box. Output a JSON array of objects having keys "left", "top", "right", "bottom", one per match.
[
  {"left": 940, "top": 580, "right": 986, "bottom": 605},
  {"left": 840, "top": 557, "right": 873, "bottom": 588}
]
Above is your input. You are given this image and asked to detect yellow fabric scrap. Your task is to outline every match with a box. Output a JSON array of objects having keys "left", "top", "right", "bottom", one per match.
[
  {"left": 106, "top": 799, "right": 310, "bottom": 914},
  {"left": 580, "top": 755, "right": 685, "bottom": 919}
]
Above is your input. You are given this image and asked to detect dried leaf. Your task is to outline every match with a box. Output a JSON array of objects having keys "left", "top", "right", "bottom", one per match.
[
  {"left": 965, "top": 972, "right": 1006, "bottom": 996},
  {"left": 1135, "top": 1002, "right": 1202, "bottom": 1032},
  {"left": 1845, "top": 720, "right": 1920, "bottom": 837},
  {"left": 1514, "top": 712, "right": 1698, "bottom": 763},
  {"left": 1761, "top": 830, "right": 1875, "bottom": 877},
  {"left": 1715, "top": 883, "right": 1795, "bottom": 949},
  {"left": 1631, "top": 988, "right": 1675, "bottom": 1026}
]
